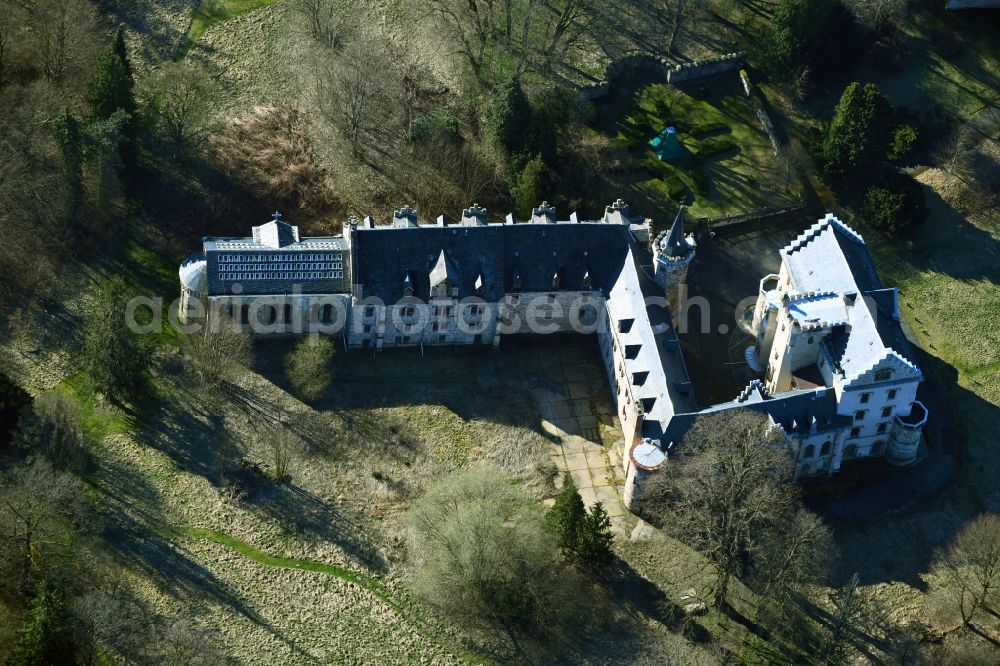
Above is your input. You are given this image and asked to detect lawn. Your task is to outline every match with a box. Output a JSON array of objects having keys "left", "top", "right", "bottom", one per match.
[
  {"left": 176, "top": 0, "right": 278, "bottom": 60},
  {"left": 591, "top": 71, "right": 800, "bottom": 219}
]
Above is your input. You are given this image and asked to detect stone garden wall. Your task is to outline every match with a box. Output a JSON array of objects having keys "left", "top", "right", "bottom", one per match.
[{"left": 580, "top": 52, "right": 745, "bottom": 101}]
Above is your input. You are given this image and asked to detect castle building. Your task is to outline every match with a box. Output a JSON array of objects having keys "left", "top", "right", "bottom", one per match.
[{"left": 179, "top": 206, "right": 926, "bottom": 504}]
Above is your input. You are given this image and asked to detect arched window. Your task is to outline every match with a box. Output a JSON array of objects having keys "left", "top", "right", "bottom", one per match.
[
  {"left": 262, "top": 305, "right": 276, "bottom": 325},
  {"left": 803, "top": 444, "right": 815, "bottom": 459},
  {"left": 821, "top": 441, "right": 831, "bottom": 456},
  {"left": 319, "top": 303, "right": 333, "bottom": 324},
  {"left": 283, "top": 304, "right": 292, "bottom": 324}
]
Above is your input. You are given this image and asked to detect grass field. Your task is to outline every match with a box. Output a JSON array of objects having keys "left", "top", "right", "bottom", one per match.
[{"left": 176, "top": 0, "right": 277, "bottom": 60}]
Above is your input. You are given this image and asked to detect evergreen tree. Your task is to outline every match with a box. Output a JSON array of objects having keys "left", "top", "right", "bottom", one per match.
[
  {"left": 86, "top": 27, "right": 136, "bottom": 171},
  {"left": 7, "top": 587, "right": 74, "bottom": 665},
  {"left": 82, "top": 276, "right": 147, "bottom": 404},
  {"left": 511, "top": 154, "right": 551, "bottom": 220},
  {"left": 547, "top": 474, "right": 615, "bottom": 568},
  {"left": 87, "top": 44, "right": 135, "bottom": 121},
  {"left": 484, "top": 76, "right": 532, "bottom": 156},
  {"left": 579, "top": 501, "right": 614, "bottom": 566},
  {"left": 54, "top": 110, "right": 84, "bottom": 215},
  {"left": 548, "top": 472, "right": 586, "bottom": 558},
  {"left": 822, "top": 82, "right": 896, "bottom": 175}
]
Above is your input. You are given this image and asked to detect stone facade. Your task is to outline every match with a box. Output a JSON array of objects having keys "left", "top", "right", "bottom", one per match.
[{"left": 180, "top": 207, "right": 927, "bottom": 504}]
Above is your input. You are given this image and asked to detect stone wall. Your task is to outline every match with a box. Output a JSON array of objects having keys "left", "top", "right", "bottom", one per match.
[
  {"left": 580, "top": 52, "right": 745, "bottom": 101},
  {"left": 739, "top": 69, "right": 781, "bottom": 156}
]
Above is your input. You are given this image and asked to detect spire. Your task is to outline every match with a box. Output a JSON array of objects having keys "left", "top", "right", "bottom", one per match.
[{"left": 661, "top": 206, "right": 691, "bottom": 258}]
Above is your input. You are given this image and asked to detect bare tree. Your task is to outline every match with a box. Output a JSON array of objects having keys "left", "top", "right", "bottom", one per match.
[
  {"left": 814, "top": 573, "right": 891, "bottom": 665},
  {"left": 752, "top": 507, "right": 833, "bottom": 626},
  {"left": 141, "top": 61, "right": 216, "bottom": 158},
  {"left": 287, "top": 0, "right": 356, "bottom": 49},
  {"left": 311, "top": 38, "right": 398, "bottom": 158},
  {"left": 643, "top": 409, "right": 800, "bottom": 607},
  {"left": 267, "top": 428, "right": 300, "bottom": 483},
  {"left": 285, "top": 336, "right": 334, "bottom": 401},
  {"left": 423, "top": 0, "right": 597, "bottom": 86},
  {"left": 667, "top": 0, "right": 702, "bottom": 54},
  {"left": 844, "top": 0, "right": 904, "bottom": 32},
  {"left": 407, "top": 466, "right": 597, "bottom": 647},
  {"left": 939, "top": 125, "right": 977, "bottom": 183},
  {"left": 932, "top": 513, "right": 1000, "bottom": 630},
  {"left": 182, "top": 316, "right": 253, "bottom": 387},
  {"left": 29, "top": 0, "right": 101, "bottom": 88},
  {"left": 0, "top": 460, "right": 89, "bottom": 597}
]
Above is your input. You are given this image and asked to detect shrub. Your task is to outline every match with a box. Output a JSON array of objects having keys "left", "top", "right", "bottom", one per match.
[
  {"left": 887, "top": 124, "right": 918, "bottom": 161},
  {"left": 864, "top": 172, "right": 926, "bottom": 234},
  {"left": 822, "top": 82, "right": 896, "bottom": 174},
  {"left": 664, "top": 172, "right": 688, "bottom": 202},
  {"left": 690, "top": 167, "right": 711, "bottom": 197},
  {"left": 409, "top": 108, "right": 459, "bottom": 144},
  {"left": 691, "top": 135, "right": 736, "bottom": 160},
  {"left": 285, "top": 337, "right": 334, "bottom": 401}
]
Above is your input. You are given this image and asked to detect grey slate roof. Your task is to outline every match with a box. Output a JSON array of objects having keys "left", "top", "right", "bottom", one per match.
[
  {"left": 701, "top": 382, "right": 852, "bottom": 437},
  {"left": 351, "top": 220, "right": 639, "bottom": 303},
  {"left": 661, "top": 207, "right": 693, "bottom": 258}
]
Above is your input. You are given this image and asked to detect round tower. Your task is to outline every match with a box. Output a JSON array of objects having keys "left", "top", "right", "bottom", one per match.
[
  {"left": 886, "top": 400, "right": 927, "bottom": 466},
  {"left": 653, "top": 208, "right": 696, "bottom": 320},
  {"left": 623, "top": 438, "right": 667, "bottom": 509},
  {"left": 178, "top": 253, "right": 208, "bottom": 325}
]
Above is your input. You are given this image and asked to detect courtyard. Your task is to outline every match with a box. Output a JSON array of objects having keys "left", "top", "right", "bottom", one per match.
[{"left": 255, "top": 333, "right": 636, "bottom": 532}]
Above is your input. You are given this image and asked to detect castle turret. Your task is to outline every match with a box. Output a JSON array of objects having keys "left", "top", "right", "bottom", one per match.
[
  {"left": 652, "top": 207, "right": 696, "bottom": 319},
  {"left": 623, "top": 438, "right": 667, "bottom": 509},
  {"left": 887, "top": 400, "right": 926, "bottom": 466}
]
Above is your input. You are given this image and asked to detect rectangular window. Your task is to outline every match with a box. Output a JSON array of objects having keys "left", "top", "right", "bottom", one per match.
[
  {"left": 887, "top": 389, "right": 897, "bottom": 400},
  {"left": 363, "top": 324, "right": 372, "bottom": 333},
  {"left": 881, "top": 406, "right": 892, "bottom": 418},
  {"left": 850, "top": 427, "right": 861, "bottom": 438},
  {"left": 877, "top": 422, "right": 888, "bottom": 434},
  {"left": 365, "top": 306, "right": 375, "bottom": 318},
  {"left": 854, "top": 410, "right": 866, "bottom": 421},
  {"left": 860, "top": 392, "right": 871, "bottom": 403}
]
